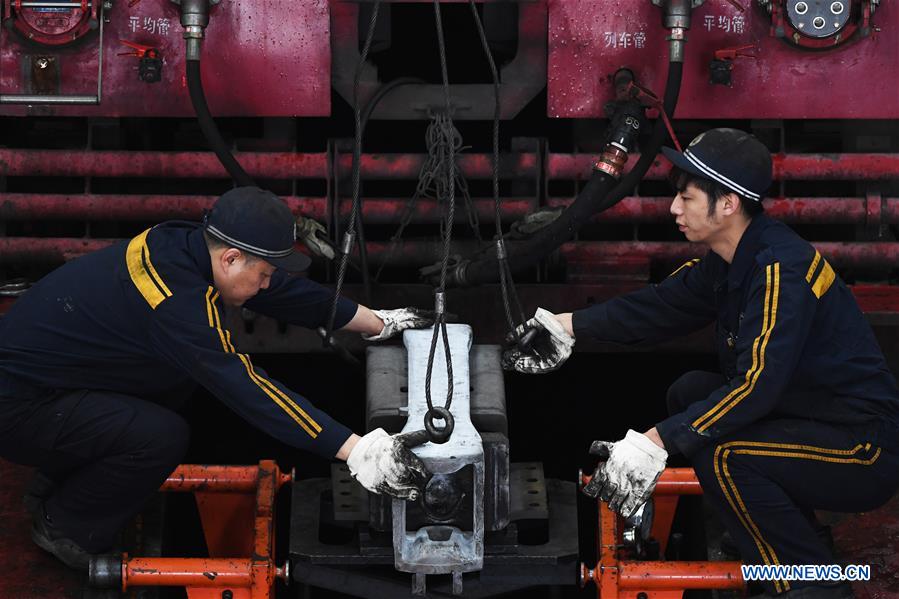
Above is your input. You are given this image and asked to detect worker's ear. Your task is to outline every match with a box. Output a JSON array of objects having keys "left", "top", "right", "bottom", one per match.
[
  {"left": 220, "top": 247, "right": 243, "bottom": 272},
  {"left": 719, "top": 192, "right": 740, "bottom": 217}
]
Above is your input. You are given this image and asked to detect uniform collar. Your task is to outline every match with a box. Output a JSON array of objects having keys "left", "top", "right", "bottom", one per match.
[
  {"left": 726, "top": 214, "right": 771, "bottom": 290},
  {"left": 186, "top": 225, "right": 215, "bottom": 284}
]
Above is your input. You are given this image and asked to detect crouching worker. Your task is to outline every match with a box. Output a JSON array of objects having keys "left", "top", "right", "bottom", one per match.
[
  {"left": 503, "top": 129, "right": 899, "bottom": 599},
  {"left": 0, "top": 187, "right": 433, "bottom": 570}
]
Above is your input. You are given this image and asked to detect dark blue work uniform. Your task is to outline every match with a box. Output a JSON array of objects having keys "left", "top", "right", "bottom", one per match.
[
  {"left": 0, "top": 222, "right": 358, "bottom": 551},
  {"left": 573, "top": 214, "right": 899, "bottom": 594}
]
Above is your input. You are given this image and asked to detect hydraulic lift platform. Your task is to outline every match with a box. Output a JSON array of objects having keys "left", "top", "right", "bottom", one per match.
[{"left": 4, "top": 456, "right": 899, "bottom": 599}]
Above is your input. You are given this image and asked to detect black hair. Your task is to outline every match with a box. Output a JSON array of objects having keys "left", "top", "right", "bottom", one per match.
[{"left": 668, "top": 166, "right": 764, "bottom": 218}]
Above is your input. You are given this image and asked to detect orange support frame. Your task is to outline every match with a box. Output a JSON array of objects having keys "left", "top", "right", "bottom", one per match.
[
  {"left": 116, "top": 461, "right": 292, "bottom": 599},
  {"left": 580, "top": 468, "right": 745, "bottom": 599}
]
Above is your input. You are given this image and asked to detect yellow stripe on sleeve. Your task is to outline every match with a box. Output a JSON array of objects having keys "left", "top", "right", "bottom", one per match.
[
  {"left": 205, "top": 287, "right": 217, "bottom": 328},
  {"left": 697, "top": 263, "right": 780, "bottom": 432},
  {"left": 667, "top": 258, "right": 700, "bottom": 279},
  {"left": 206, "top": 289, "right": 230, "bottom": 352},
  {"left": 805, "top": 250, "right": 821, "bottom": 283},
  {"left": 811, "top": 260, "right": 835, "bottom": 299},
  {"left": 692, "top": 263, "right": 778, "bottom": 431},
  {"left": 205, "top": 290, "right": 322, "bottom": 437},
  {"left": 126, "top": 229, "right": 173, "bottom": 309},
  {"left": 143, "top": 246, "right": 172, "bottom": 298}
]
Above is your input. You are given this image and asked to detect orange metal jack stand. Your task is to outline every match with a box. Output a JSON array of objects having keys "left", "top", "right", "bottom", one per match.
[
  {"left": 107, "top": 461, "right": 292, "bottom": 599},
  {"left": 579, "top": 468, "right": 745, "bottom": 599}
]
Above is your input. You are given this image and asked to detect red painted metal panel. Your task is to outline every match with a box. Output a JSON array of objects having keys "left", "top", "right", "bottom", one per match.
[
  {"left": 2, "top": 193, "right": 898, "bottom": 225},
  {"left": 2, "top": 238, "right": 896, "bottom": 271},
  {"left": 5, "top": 149, "right": 899, "bottom": 181},
  {"left": 547, "top": 1, "right": 899, "bottom": 119},
  {"left": 0, "top": 0, "right": 330, "bottom": 117}
]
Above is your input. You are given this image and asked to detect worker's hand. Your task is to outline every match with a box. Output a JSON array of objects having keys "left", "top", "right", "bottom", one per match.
[
  {"left": 582, "top": 429, "right": 668, "bottom": 518},
  {"left": 501, "top": 307, "right": 575, "bottom": 374},
  {"left": 346, "top": 428, "right": 431, "bottom": 500},
  {"left": 362, "top": 308, "right": 436, "bottom": 341}
]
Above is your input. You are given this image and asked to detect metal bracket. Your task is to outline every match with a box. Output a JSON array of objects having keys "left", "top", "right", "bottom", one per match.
[
  {"left": 330, "top": 0, "right": 548, "bottom": 120},
  {"left": 0, "top": 1, "right": 105, "bottom": 104}
]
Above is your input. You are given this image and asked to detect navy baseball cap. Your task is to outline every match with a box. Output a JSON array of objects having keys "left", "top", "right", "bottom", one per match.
[
  {"left": 662, "top": 128, "right": 773, "bottom": 202},
  {"left": 204, "top": 186, "right": 311, "bottom": 272}
]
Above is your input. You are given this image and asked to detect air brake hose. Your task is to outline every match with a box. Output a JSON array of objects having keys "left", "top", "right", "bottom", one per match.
[
  {"left": 594, "top": 61, "right": 683, "bottom": 217},
  {"left": 451, "top": 60, "right": 683, "bottom": 287},
  {"left": 186, "top": 59, "right": 254, "bottom": 187}
]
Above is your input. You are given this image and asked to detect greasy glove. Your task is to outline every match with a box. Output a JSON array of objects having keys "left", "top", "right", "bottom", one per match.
[
  {"left": 346, "top": 428, "right": 431, "bottom": 501},
  {"left": 363, "top": 308, "right": 436, "bottom": 341},
  {"left": 582, "top": 429, "right": 668, "bottom": 518},
  {"left": 501, "top": 308, "right": 575, "bottom": 374}
]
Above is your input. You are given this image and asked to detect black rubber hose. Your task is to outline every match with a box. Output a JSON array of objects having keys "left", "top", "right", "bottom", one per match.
[
  {"left": 457, "top": 61, "right": 683, "bottom": 286},
  {"left": 186, "top": 59, "right": 254, "bottom": 187},
  {"left": 596, "top": 61, "right": 684, "bottom": 215},
  {"left": 353, "top": 77, "right": 425, "bottom": 302},
  {"left": 360, "top": 77, "right": 425, "bottom": 133}
]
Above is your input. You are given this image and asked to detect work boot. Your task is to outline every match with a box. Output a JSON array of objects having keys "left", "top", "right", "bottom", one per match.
[
  {"left": 23, "top": 471, "right": 56, "bottom": 518},
  {"left": 31, "top": 504, "right": 92, "bottom": 571}
]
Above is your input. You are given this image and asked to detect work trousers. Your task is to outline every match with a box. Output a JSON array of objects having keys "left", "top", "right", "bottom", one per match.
[
  {"left": 667, "top": 371, "right": 899, "bottom": 596},
  {"left": 0, "top": 388, "right": 189, "bottom": 552}
]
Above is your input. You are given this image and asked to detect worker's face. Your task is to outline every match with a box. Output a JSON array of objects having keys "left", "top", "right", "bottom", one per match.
[
  {"left": 669, "top": 183, "right": 730, "bottom": 244},
  {"left": 213, "top": 249, "right": 276, "bottom": 306}
]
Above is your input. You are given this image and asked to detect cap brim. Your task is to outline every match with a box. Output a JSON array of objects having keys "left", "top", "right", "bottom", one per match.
[
  {"left": 661, "top": 146, "right": 708, "bottom": 181},
  {"left": 264, "top": 250, "right": 312, "bottom": 273}
]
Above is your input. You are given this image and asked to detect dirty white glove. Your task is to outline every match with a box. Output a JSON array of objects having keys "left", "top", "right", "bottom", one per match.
[
  {"left": 363, "top": 308, "right": 436, "bottom": 341},
  {"left": 346, "top": 428, "right": 431, "bottom": 501},
  {"left": 501, "top": 308, "right": 575, "bottom": 373},
  {"left": 582, "top": 430, "right": 668, "bottom": 518}
]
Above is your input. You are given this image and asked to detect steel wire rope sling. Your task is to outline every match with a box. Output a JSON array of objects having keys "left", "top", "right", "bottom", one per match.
[
  {"left": 467, "top": 0, "right": 529, "bottom": 347},
  {"left": 372, "top": 106, "right": 483, "bottom": 282},
  {"left": 365, "top": 0, "right": 466, "bottom": 446},
  {"left": 320, "top": 0, "right": 383, "bottom": 357},
  {"left": 415, "top": 0, "right": 463, "bottom": 445},
  {"left": 372, "top": 112, "right": 477, "bottom": 283},
  {"left": 370, "top": 1, "right": 527, "bottom": 352}
]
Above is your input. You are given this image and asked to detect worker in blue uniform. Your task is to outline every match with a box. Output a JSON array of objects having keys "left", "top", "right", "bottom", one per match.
[
  {"left": 504, "top": 129, "right": 899, "bottom": 599},
  {"left": 0, "top": 187, "right": 433, "bottom": 570}
]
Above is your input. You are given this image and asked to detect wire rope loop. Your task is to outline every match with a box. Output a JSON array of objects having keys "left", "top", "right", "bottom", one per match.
[{"left": 424, "top": 406, "right": 455, "bottom": 444}]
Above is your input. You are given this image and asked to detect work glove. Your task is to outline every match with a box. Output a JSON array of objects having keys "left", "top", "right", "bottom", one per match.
[
  {"left": 363, "top": 308, "right": 436, "bottom": 341},
  {"left": 501, "top": 307, "right": 575, "bottom": 374},
  {"left": 346, "top": 428, "right": 431, "bottom": 501},
  {"left": 582, "top": 429, "right": 668, "bottom": 518}
]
